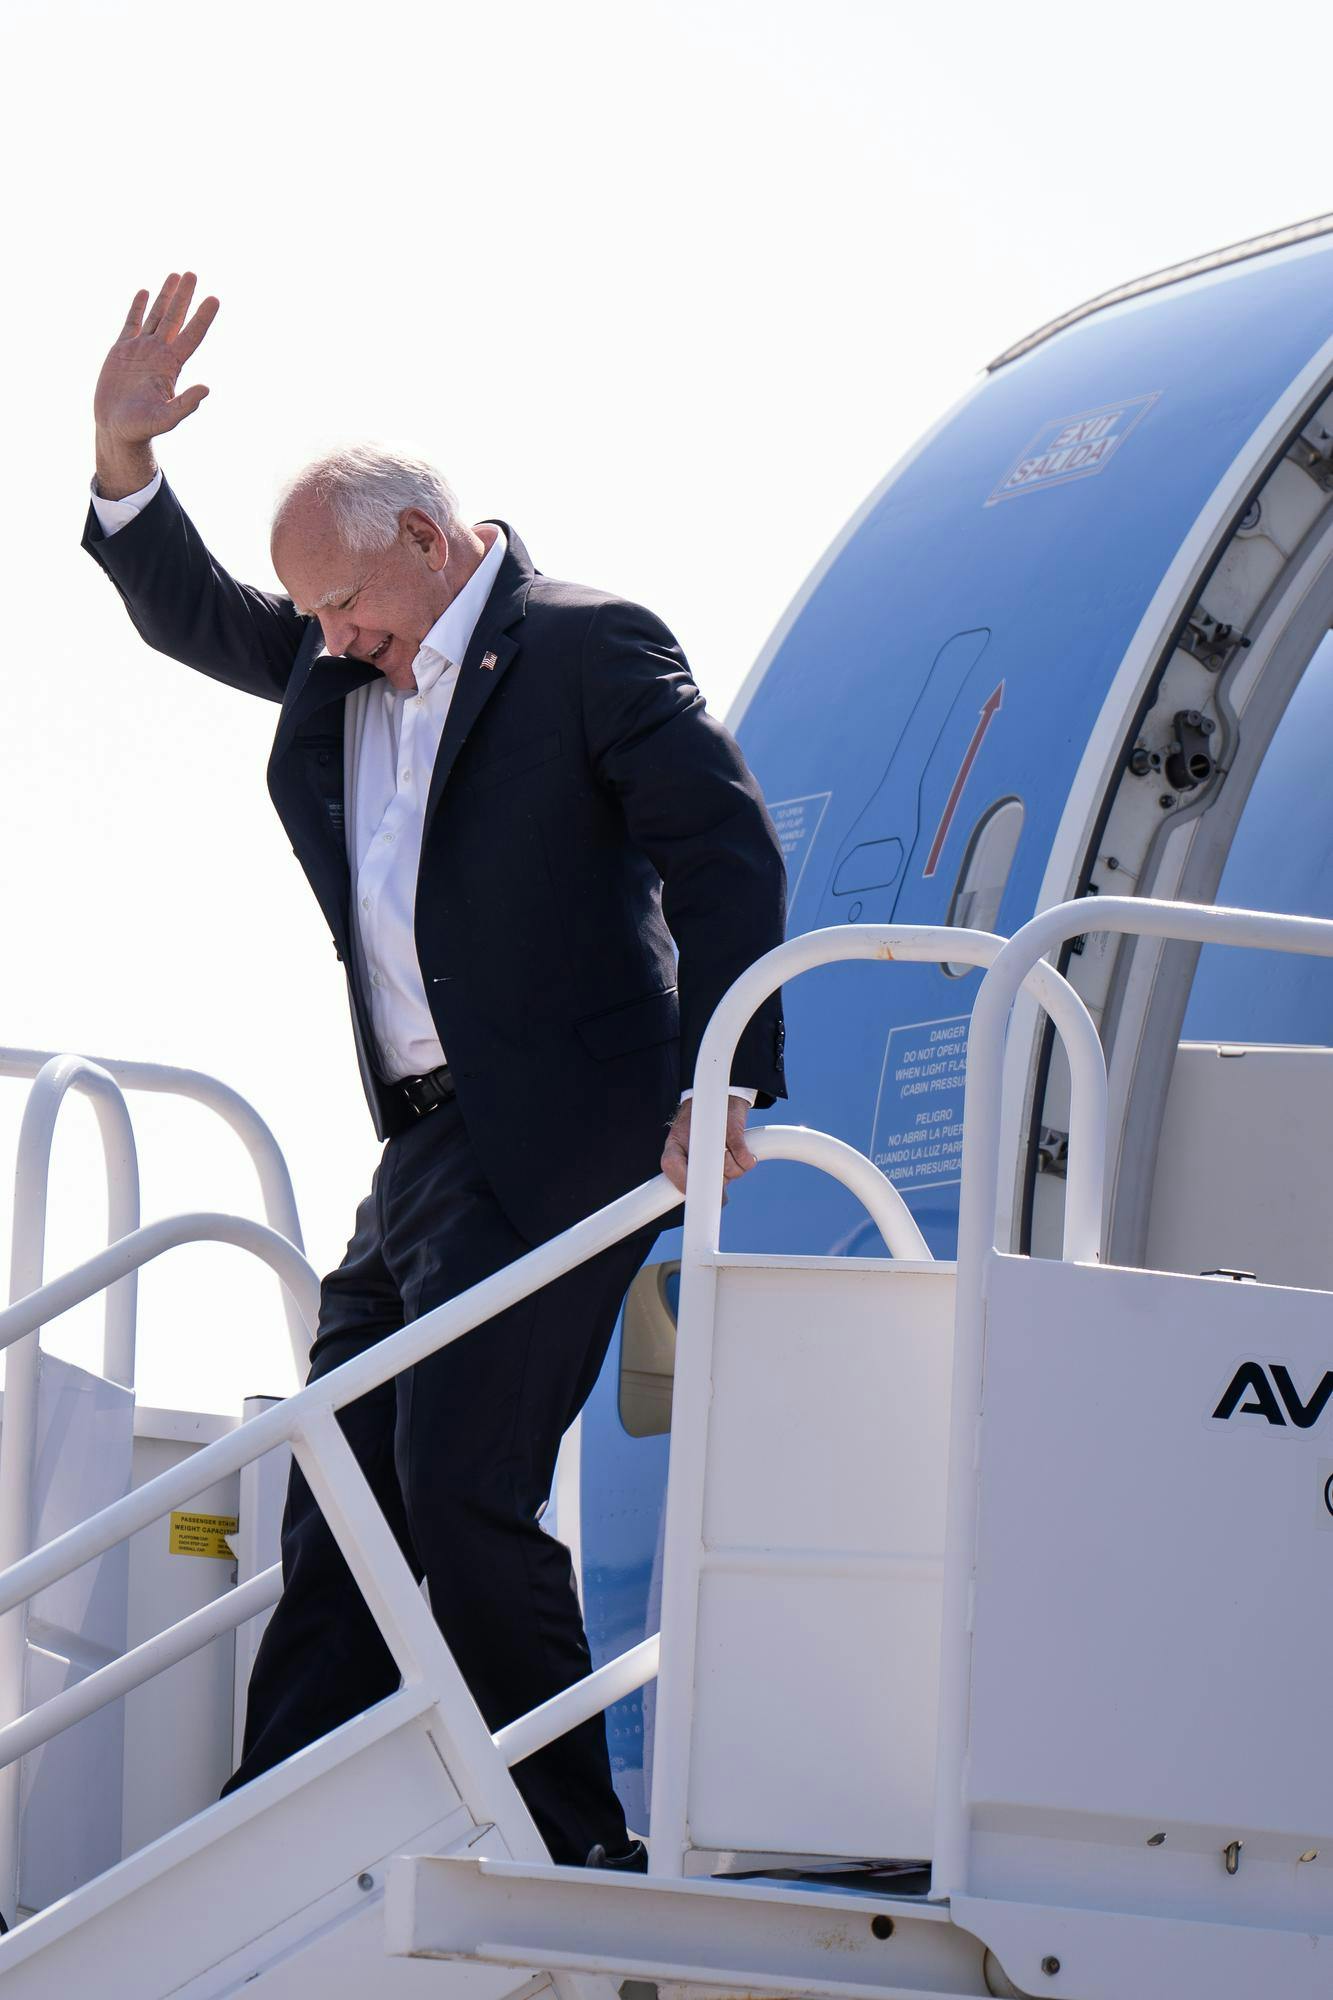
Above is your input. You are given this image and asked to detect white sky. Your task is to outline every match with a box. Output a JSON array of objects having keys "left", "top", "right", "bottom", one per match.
[{"left": 1, "top": 0, "right": 1330, "bottom": 1413}]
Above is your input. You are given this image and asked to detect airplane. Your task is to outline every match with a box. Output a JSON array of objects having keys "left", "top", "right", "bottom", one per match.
[
  {"left": 2, "top": 209, "right": 1333, "bottom": 1996},
  {"left": 579, "top": 205, "right": 1333, "bottom": 1840}
]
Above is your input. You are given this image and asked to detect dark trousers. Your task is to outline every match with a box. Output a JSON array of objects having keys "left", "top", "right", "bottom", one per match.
[{"left": 222, "top": 1097, "right": 659, "bottom": 1863}]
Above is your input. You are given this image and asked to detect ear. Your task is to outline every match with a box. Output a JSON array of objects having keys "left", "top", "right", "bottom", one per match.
[{"left": 400, "top": 507, "right": 449, "bottom": 573}]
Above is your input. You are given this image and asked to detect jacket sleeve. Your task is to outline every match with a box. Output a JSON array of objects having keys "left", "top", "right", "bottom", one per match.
[
  {"left": 580, "top": 596, "right": 787, "bottom": 1104},
  {"left": 81, "top": 474, "right": 308, "bottom": 703}
]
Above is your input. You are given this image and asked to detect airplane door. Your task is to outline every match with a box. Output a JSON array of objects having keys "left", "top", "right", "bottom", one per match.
[{"left": 816, "top": 629, "right": 991, "bottom": 926}]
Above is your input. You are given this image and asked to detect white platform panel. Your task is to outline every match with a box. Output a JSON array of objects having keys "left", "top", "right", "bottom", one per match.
[
  {"left": 959, "top": 1251, "right": 1333, "bottom": 1998},
  {"left": 121, "top": 1421, "right": 243, "bottom": 1857},
  {"left": 1149, "top": 1041, "right": 1333, "bottom": 1289},
  {"left": 20, "top": 1353, "right": 134, "bottom": 1910},
  {"left": 686, "top": 1256, "right": 955, "bottom": 1860}
]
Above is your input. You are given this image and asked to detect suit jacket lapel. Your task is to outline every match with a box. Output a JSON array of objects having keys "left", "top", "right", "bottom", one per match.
[
  {"left": 271, "top": 626, "right": 379, "bottom": 762},
  {"left": 421, "top": 528, "right": 532, "bottom": 842}
]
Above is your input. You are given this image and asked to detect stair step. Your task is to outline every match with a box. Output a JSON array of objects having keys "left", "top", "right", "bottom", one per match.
[
  {"left": 0, "top": 1690, "right": 479, "bottom": 1998},
  {"left": 384, "top": 1856, "right": 986, "bottom": 1998}
]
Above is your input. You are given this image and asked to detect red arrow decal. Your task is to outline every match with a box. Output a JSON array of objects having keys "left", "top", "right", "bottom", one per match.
[{"left": 922, "top": 681, "right": 1005, "bottom": 879}]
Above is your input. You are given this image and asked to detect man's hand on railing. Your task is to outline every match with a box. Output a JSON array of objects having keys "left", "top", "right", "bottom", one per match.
[{"left": 661, "top": 1095, "right": 757, "bottom": 1196}]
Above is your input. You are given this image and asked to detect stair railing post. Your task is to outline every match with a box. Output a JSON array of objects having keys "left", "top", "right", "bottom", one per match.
[
  {"left": 0, "top": 1056, "right": 140, "bottom": 1919},
  {"left": 0, "top": 1049, "right": 309, "bottom": 1373}
]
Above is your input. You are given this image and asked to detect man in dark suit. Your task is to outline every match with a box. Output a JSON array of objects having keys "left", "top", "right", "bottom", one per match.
[{"left": 84, "top": 275, "right": 786, "bottom": 1868}]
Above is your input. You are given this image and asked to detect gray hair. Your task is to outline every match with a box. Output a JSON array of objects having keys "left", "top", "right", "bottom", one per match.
[{"left": 274, "top": 443, "right": 462, "bottom": 554}]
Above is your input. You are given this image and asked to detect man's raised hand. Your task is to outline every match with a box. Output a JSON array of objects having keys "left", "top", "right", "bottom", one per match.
[{"left": 93, "top": 274, "right": 219, "bottom": 499}]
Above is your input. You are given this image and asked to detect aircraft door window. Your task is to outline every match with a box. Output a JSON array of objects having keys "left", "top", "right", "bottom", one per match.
[
  {"left": 941, "top": 795, "right": 1024, "bottom": 977},
  {"left": 618, "top": 1260, "right": 680, "bottom": 1437},
  {"left": 831, "top": 836, "right": 905, "bottom": 898}
]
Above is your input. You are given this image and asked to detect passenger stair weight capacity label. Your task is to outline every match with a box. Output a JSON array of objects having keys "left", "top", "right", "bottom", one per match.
[{"left": 168, "top": 1510, "right": 239, "bottom": 1560}]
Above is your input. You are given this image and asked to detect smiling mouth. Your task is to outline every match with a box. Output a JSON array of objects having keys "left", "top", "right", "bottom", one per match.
[{"left": 367, "top": 637, "right": 390, "bottom": 663}]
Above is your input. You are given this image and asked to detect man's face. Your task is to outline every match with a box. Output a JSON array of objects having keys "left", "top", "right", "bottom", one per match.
[{"left": 272, "top": 497, "right": 450, "bottom": 691}]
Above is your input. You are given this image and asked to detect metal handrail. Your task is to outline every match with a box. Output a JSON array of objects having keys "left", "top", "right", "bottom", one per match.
[
  {"left": 0, "top": 1214, "right": 320, "bottom": 1359},
  {"left": 648, "top": 923, "right": 1103, "bottom": 1876},
  {"left": 0, "top": 1566, "right": 283, "bottom": 1774},
  {"left": 0, "top": 1053, "right": 308, "bottom": 1913},
  {"left": 493, "top": 1636, "right": 662, "bottom": 1769},
  {"left": 0, "top": 1047, "right": 308, "bottom": 1360},
  {"left": 749, "top": 1122, "right": 932, "bottom": 1259},
  {"left": 9, "top": 1056, "right": 142, "bottom": 1384},
  {"left": 931, "top": 894, "right": 1333, "bottom": 1901},
  {"left": 0, "top": 1056, "right": 144, "bottom": 1917},
  {"left": 681, "top": 925, "right": 1106, "bottom": 1266},
  {"left": 0, "top": 1126, "right": 924, "bottom": 1624},
  {"left": 0, "top": 1125, "right": 916, "bottom": 1813},
  {"left": 0, "top": 1576, "right": 659, "bottom": 1789},
  {"left": 1, "top": 1060, "right": 142, "bottom": 1610},
  {"left": 0, "top": 1213, "right": 318, "bottom": 1880}
]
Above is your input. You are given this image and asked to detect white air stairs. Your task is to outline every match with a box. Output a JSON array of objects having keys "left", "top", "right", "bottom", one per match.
[{"left": 3, "top": 904, "right": 1333, "bottom": 2000}]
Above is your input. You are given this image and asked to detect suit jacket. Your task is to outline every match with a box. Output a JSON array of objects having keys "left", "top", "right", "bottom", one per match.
[{"left": 83, "top": 479, "right": 787, "bottom": 1244}]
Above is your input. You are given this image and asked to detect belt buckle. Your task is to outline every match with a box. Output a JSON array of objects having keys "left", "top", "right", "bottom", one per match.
[{"left": 405, "top": 1072, "right": 442, "bottom": 1118}]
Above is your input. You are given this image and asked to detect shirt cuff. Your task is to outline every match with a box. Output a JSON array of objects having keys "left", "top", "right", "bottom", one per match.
[
  {"left": 680, "top": 1087, "right": 758, "bottom": 1107},
  {"left": 89, "top": 468, "right": 163, "bottom": 536}
]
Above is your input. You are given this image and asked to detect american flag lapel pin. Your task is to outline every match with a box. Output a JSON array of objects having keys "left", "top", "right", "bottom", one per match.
[{"left": 480, "top": 649, "right": 498, "bottom": 672}]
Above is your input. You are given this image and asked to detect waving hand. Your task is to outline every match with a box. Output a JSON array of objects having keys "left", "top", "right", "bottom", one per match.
[{"left": 94, "top": 273, "right": 219, "bottom": 499}]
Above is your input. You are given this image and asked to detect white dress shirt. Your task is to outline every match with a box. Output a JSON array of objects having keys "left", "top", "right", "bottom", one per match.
[
  {"left": 340, "top": 526, "right": 505, "bottom": 1079},
  {"left": 90, "top": 476, "right": 753, "bottom": 1104}
]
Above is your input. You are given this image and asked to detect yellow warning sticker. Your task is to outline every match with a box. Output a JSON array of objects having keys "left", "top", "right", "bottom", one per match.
[{"left": 169, "top": 1511, "right": 239, "bottom": 1560}]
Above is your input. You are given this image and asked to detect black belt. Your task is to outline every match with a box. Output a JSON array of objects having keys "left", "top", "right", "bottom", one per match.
[{"left": 393, "top": 1064, "right": 457, "bottom": 1119}]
